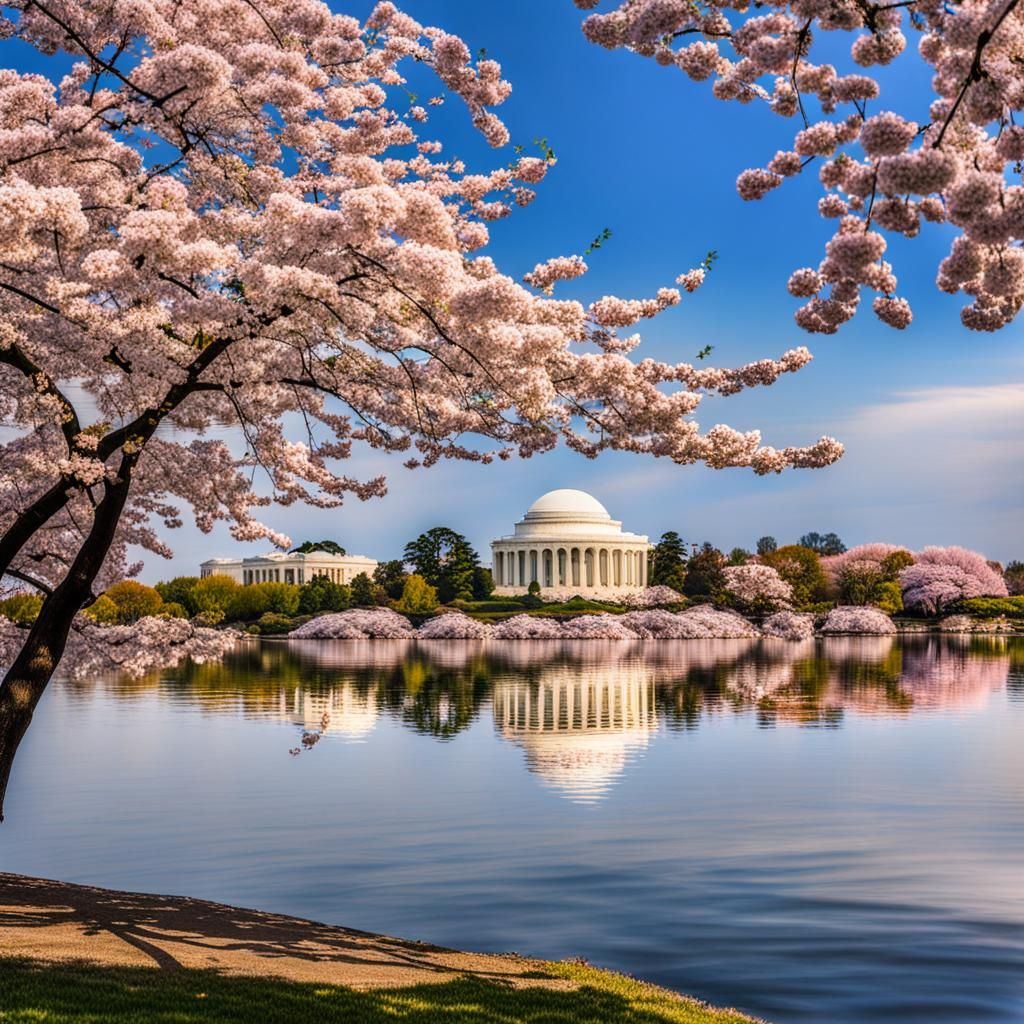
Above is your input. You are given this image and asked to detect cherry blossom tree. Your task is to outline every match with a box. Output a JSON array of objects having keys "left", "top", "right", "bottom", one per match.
[
  {"left": 574, "top": 0, "right": 1024, "bottom": 333},
  {"left": 900, "top": 545, "right": 1008, "bottom": 613},
  {"left": 722, "top": 563, "right": 794, "bottom": 612},
  {"left": 0, "top": 0, "right": 843, "bottom": 819}
]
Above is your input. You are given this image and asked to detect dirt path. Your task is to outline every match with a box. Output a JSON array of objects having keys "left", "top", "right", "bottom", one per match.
[{"left": 0, "top": 873, "right": 569, "bottom": 990}]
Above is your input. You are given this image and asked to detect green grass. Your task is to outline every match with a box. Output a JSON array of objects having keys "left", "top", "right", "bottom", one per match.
[{"left": 0, "top": 957, "right": 761, "bottom": 1024}]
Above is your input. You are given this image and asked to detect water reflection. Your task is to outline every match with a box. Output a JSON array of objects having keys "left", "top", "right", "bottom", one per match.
[
  {"left": 494, "top": 664, "right": 657, "bottom": 803},
  {"left": 59, "top": 634, "right": 1022, "bottom": 803},
  {"left": 16, "top": 634, "right": 1024, "bottom": 1024}
]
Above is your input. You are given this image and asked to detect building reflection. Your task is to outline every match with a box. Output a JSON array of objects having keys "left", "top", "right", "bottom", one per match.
[
  {"left": 493, "top": 663, "right": 657, "bottom": 803},
  {"left": 284, "top": 683, "right": 379, "bottom": 741}
]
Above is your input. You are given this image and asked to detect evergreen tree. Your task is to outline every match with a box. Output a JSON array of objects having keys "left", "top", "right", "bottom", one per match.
[
  {"left": 298, "top": 574, "right": 350, "bottom": 614},
  {"left": 727, "top": 547, "right": 751, "bottom": 566},
  {"left": 756, "top": 536, "right": 778, "bottom": 556},
  {"left": 472, "top": 566, "right": 495, "bottom": 601},
  {"left": 349, "top": 572, "right": 379, "bottom": 607},
  {"left": 682, "top": 542, "right": 726, "bottom": 600},
  {"left": 799, "top": 531, "right": 847, "bottom": 555},
  {"left": 650, "top": 531, "right": 687, "bottom": 592},
  {"left": 403, "top": 528, "right": 480, "bottom": 603},
  {"left": 290, "top": 539, "right": 346, "bottom": 556},
  {"left": 373, "top": 559, "right": 408, "bottom": 600}
]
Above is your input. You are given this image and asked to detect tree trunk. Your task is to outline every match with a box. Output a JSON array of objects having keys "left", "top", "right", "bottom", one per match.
[{"left": 0, "top": 466, "right": 132, "bottom": 821}]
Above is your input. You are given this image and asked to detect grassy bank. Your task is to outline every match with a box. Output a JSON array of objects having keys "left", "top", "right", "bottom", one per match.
[
  {"left": 0, "top": 874, "right": 761, "bottom": 1024},
  {"left": 0, "top": 957, "right": 760, "bottom": 1024}
]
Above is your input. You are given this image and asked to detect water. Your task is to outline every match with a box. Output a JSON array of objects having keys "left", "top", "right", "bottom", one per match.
[{"left": 2, "top": 635, "right": 1022, "bottom": 1023}]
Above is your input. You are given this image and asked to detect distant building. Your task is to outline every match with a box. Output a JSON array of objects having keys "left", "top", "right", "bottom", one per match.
[
  {"left": 491, "top": 489, "right": 650, "bottom": 597},
  {"left": 199, "top": 550, "right": 378, "bottom": 586}
]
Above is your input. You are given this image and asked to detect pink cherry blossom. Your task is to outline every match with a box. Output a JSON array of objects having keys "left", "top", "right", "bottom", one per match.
[
  {"left": 820, "top": 606, "right": 897, "bottom": 634},
  {"left": 575, "top": 0, "right": 1024, "bottom": 333}
]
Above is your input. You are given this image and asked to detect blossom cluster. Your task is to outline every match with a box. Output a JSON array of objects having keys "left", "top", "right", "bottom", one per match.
[
  {"left": 819, "top": 606, "right": 897, "bottom": 635},
  {"left": 761, "top": 610, "right": 816, "bottom": 640},
  {"left": 900, "top": 546, "right": 1008, "bottom": 614},
  {"left": 290, "top": 609, "right": 416, "bottom": 640},
  {"left": 722, "top": 563, "right": 793, "bottom": 610},
  {"left": 575, "top": 0, "right": 1024, "bottom": 333}
]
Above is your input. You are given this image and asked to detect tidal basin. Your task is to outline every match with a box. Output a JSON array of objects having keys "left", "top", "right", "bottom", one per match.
[{"left": 3, "top": 636, "right": 1022, "bottom": 1024}]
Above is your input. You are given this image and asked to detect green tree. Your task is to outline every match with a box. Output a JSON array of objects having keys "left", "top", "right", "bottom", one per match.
[
  {"left": 472, "top": 566, "right": 494, "bottom": 600},
  {"left": 650, "top": 531, "right": 687, "bottom": 592},
  {"left": 298, "top": 574, "right": 350, "bottom": 614},
  {"left": 290, "top": 539, "right": 346, "bottom": 556},
  {"left": 0, "top": 593, "right": 43, "bottom": 625},
  {"left": 349, "top": 572, "right": 380, "bottom": 607},
  {"left": 396, "top": 574, "right": 439, "bottom": 614},
  {"left": 373, "top": 559, "right": 408, "bottom": 600},
  {"left": 756, "top": 536, "right": 778, "bottom": 555},
  {"left": 154, "top": 576, "right": 200, "bottom": 616},
  {"left": 799, "top": 531, "right": 847, "bottom": 555},
  {"left": 104, "top": 580, "right": 164, "bottom": 623},
  {"left": 761, "top": 545, "right": 829, "bottom": 607},
  {"left": 682, "top": 542, "right": 725, "bottom": 600},
  {"left": 190, "top": 574, "right": 239, "bottom": 616},
  {"left": 81, "top": 594, "right": 118, "bottom": 624},
  {"left": 160, "top": 602, "right": 188, "bottom": 619},
  {"left": 1004, "top": 560, "right": 1024, "bottom": 596},
  {"left": 880, "top": 550, "right": 915, "bottom": 580},
  {"left": 727, "top": 547, "right": 751, "bottom": 566},
  {"left": 403, "top": 528, "right": 480, "bottom": 603}
]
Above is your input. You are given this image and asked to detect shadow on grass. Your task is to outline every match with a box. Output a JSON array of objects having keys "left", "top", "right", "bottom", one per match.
[{"left": 0, "top": 957, "right": 759, "bottom": 1024}]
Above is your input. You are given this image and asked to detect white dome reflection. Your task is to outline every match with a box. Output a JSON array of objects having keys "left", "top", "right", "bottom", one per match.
[{"left": 493, "top": 664, "right": 657, "bottom": 803}]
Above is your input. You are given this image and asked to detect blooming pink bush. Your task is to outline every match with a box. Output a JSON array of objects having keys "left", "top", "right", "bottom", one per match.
[
  {"left": 558, "top": 613, "right": 640, "bottom": 639},
  {"left": 820, "top": 606, "right": 897, "bottom": 635},
  {"left": 822, "top": 544, "right": 909, "bottom": 585},
  {"left": 900, "top": 546, "right": 1008, "bottom": 614},
  {"left": 490, "top": 615, "right": 565, "bottom": 639},
  {"left": 290, "top": 609, "right": 415, "bottom": 640},
  {"left": 621, "top": 605, "right": 759, "bottom": 639},
  {"left": 416, "top": 612, "right": 493, "bottom": 639},
  {"left": 621, "top": 585, "right": 684, "bottom": 608},
  {"left": 722, "top": 564, "right": 793, "bottom": 611},
  {"left": 575, "top": 0, "right": 1024, "bottom": 334},
  {"left": 761, "top": 611, "right": 816, "bottom": 641}
]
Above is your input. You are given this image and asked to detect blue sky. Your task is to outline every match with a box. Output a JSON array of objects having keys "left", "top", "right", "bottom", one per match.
[{"left": 6, "top": 2, "right": 1023, "bottom": 572}]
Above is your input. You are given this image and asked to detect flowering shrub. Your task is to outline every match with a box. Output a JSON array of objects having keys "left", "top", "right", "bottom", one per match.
[
  {"left": 762, "top": 611, "right": 816, "bottom": 641},
  {"left": 621, "top": 585, "right": 685, "bottom": 608},
  {"left": 900, "top": 546, "right": 1008, "bottom": 614},
  {"left": 722, "top": 564, "right": 793, "bottom": 612},
  {"left": 622, "top": 605, "right": 759, "bottom": 639},
  {"left": 820, "top": 606, "right": 897, "bottom": 635},
  {"left": 416, "top": 612, "right": 493, "bottom": 639},
  {"left": 290, "top": 609, "right": 415, "bottom": 640},
  {"left": 490, "top": 615, "right": 564, "bottom": 639},
  {"left": 558, "top": 613, "right": 640, "bottom": 639}
]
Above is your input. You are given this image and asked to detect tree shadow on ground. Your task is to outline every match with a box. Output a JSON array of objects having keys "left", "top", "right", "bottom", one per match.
[
  {"left": 0, "top": 957, "right": 758, "bottom": 1024},
  {"left": 0, "top": 873, "right": 515, "bottom": 983}
]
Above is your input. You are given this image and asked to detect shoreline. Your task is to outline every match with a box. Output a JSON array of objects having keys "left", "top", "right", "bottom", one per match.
[{"left": 0, "top": 872, "right": 763, "bottom": 1023}]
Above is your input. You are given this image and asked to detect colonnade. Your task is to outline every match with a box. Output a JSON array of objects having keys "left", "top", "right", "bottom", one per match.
[{"left": 491, "top": 544, "right": 648, "bottom": 590}]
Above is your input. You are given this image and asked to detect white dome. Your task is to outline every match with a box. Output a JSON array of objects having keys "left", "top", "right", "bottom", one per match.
[{"left": 525, "top": 489, "right": 610, "bottom": 520}]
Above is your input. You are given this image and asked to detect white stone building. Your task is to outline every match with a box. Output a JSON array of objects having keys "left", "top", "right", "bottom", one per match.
[
  {"left": 199, "top": 550, "right": 378, "bottom": 587},
  {"left": 490, "top": 489, "right": 651, "bottom": 598}
]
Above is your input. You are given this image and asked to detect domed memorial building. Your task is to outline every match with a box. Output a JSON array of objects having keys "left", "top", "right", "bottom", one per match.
[{"left": 491, "top": 489, "right": 651, "bottom": 599}]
